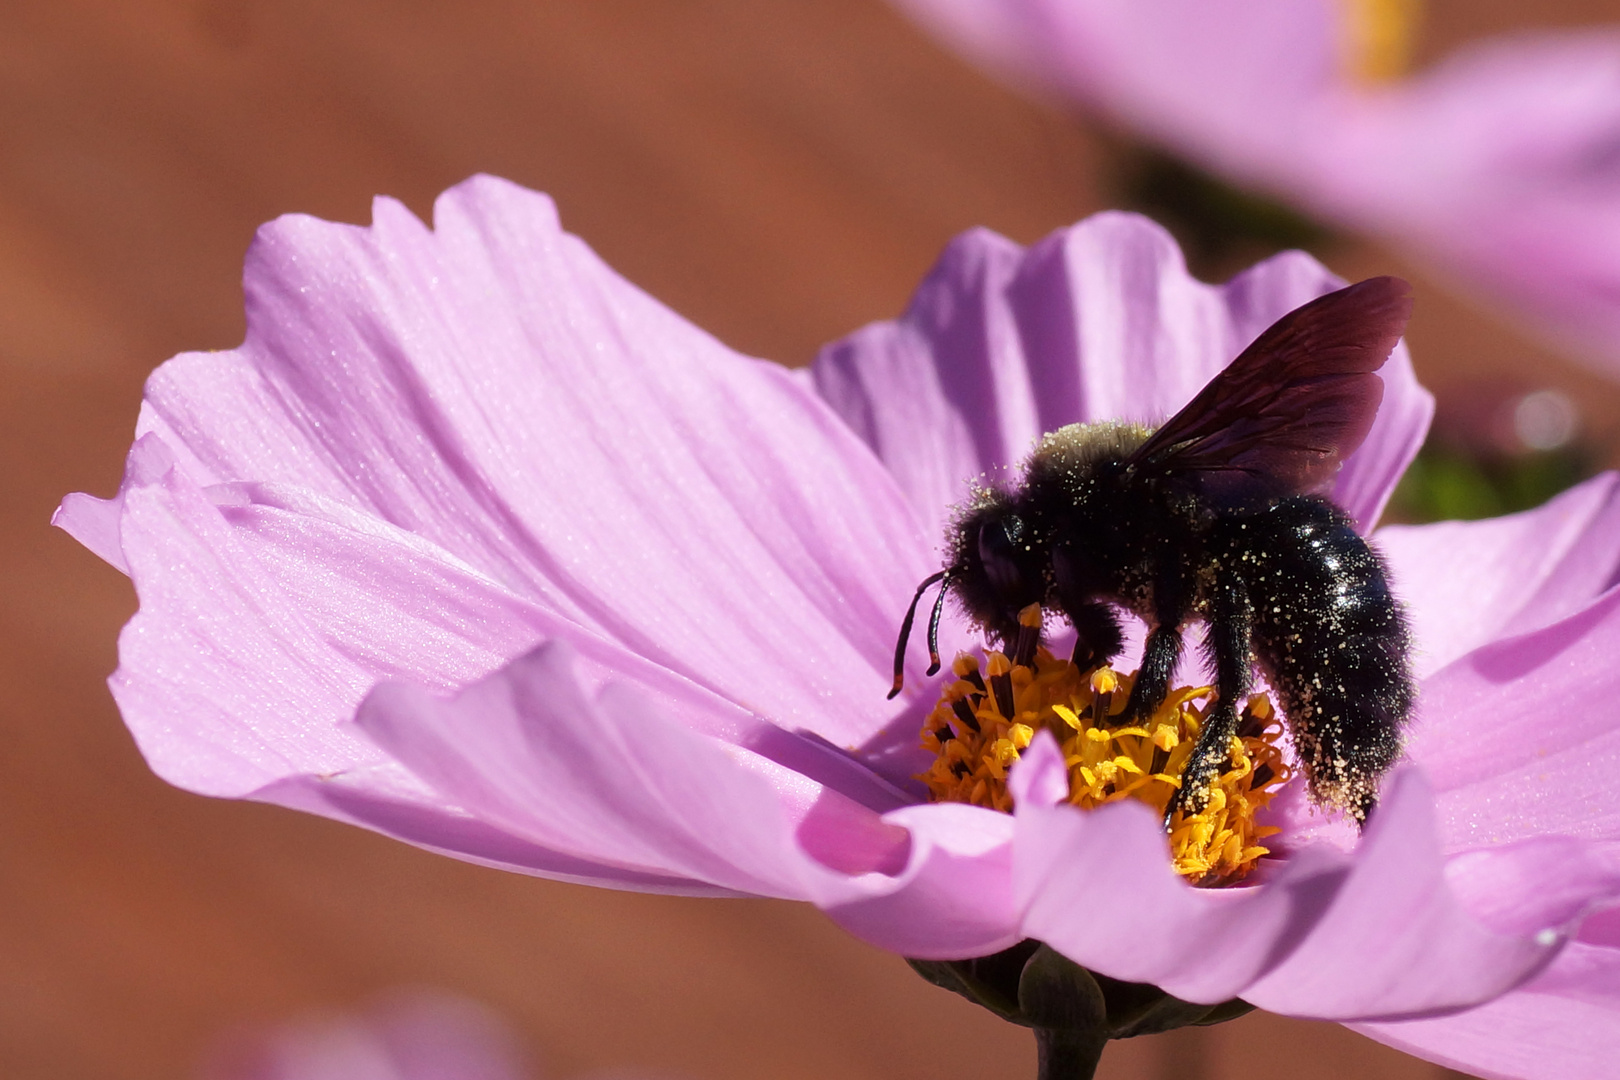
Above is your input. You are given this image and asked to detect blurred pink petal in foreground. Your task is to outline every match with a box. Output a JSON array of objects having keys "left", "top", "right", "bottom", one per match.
[
  {"left": 201, "top": 991, "right": 528, "bottom": 1080},
  {"left": 56, "top": 177, "right": 1620, "bottom": 1077},
  {"left": 888, "top": 0, "right": 1620, "bottom": 380},
  {"left": 201, "top": 989, "right": 659, "bottom": 1080}
]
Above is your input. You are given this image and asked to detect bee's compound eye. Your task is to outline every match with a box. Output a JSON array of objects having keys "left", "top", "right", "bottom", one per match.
[
  {"left": 978, "top": 516, "right": 1028, "bottom": 598},
  {"left": 978, "top": 515, "right": 1021, "bottom": 559}
]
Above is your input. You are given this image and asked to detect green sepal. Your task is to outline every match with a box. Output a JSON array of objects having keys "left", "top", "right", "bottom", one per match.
[
  {"left": 906, "top": 938, "right": 1253, "bottom": 1040},
  {"left": 1017, "top": 943, "right": 1108, "bottom": 1033},
  {"left": 906, "top": 939, "right": 1041, "bottom": 1025}
]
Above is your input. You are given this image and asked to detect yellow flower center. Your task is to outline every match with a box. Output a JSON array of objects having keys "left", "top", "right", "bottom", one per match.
[
  {"left": 1342, "top": 0, "right": 1422, "bottom": 83},
  {"left": 918, "top": 614, "right": 1291, "bottom": 886}
]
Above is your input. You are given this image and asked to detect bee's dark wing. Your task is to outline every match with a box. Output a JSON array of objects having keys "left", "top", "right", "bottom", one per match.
[{"left": 1126, "top": 276, "right": 1412, "bottom": 500}]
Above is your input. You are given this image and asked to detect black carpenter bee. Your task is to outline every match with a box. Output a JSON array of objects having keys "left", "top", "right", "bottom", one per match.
[{"left": 891, "top": 277, "right": 1415, "bottom": 825}]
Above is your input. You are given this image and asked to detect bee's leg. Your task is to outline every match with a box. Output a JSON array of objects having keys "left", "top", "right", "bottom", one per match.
[
  {"left": 1166, "top": 579, "right": 1254, "bottom": 823},
  {"left": 1051, "top": 544, "right": 1125, "bottom": 671},
  {"left": 1119, "top": 575, "right": 1187, "bottom": 725},
  {"left": 1064, "top": 602, "right": 1123, "bottom": 672},
  {"left": 1120, "top": 626, "right": 1182, "bottom": 725}
]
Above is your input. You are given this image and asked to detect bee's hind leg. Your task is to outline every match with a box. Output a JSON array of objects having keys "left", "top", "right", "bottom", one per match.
[{"left": 1165, "top": 579, "right": 1253, "bottom": 826}]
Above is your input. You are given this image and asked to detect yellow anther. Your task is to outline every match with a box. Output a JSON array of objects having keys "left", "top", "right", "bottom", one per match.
[
  {"left": 917, "top": 646, "right": 1290, "bottom": 886},
  {"left": 1018, "top": 602, "right": 1044, "bottom": 628}
]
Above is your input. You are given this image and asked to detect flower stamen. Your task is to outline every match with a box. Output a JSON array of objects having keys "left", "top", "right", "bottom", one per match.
[{"left": 919, "top": 639, "right": 1291, "bottom": 886}]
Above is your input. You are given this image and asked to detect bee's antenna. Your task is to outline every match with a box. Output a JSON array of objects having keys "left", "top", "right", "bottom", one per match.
[
  {"left": 889, "top": 570, "right": 948, "bottom": 699},
  {"left": 926, "top": 574, "right": 950, "bottom": 676}
]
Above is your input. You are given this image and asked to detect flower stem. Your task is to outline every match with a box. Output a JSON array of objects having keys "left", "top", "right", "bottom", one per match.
[{"left": 1034, "top": 1026, "right": 1108, "bottom": 1080}]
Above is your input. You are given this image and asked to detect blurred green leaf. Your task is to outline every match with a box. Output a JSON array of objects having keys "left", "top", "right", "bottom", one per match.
[{"left": 1387, "top": 443, "right": 1591, "bottom": 524}]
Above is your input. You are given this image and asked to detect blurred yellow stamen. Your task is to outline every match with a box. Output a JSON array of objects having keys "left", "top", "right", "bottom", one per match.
[
  {"left": 919, "top": 641, "right": 1290, "bottom": 887},
  {"left": 1343, "top": 0, "right": 1422, "bottom": 83}
]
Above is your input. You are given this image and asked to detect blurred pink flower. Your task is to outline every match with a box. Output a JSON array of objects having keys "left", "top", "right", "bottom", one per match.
[
  {"left": 201, "top": 989, "right": 662, "bottom": 1080},
  {"left": 201, "top": 991, "right": 529, "bottom": 1080},
  {"left": 56, "top": 177, "right": 1620, "bottom": 1076},
  {"left": 888, "top": 0, "right": 1620, "bottom": 379}
]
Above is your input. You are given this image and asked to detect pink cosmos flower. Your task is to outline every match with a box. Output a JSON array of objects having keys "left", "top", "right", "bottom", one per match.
[
  {"left": 55, "top": 176, "right": 1620, "bottom": 1078},
  {"left": 887, "top": 0, "right": 1620, "bottom": 380}
]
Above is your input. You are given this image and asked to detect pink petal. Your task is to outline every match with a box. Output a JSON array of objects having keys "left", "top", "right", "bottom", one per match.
[
  {"left": 1255, "top": 811, "right": 1576, "bottom": 1018},
  {"left": 261, "top": 770, "right": 722, "bottom": 895},
  {"left": 100, "top": 440, "right": 925, "bottom": 887},
  {"left": 812, "top": 226, "right": 1032, "bottom": 547},
  {"left": 112, "top": 452, "right": 392, "bottom": 795},
  {"left": 1025, "top": 0, "right": 1342, "bottom": 174},
  {"left": 358, "top": 640, "right": 1026, "bottom": 956},
  {"left": 53, "top": 492, "right": 126, "bottom": 573},
  {"left": 1306, "top": 32, "right": 1620, "bottom": 377},
  {"left": 1353, "top": 941, "right": 1620, "bottom": 1080},
  {"left": 816, "top": 801, "right": 1021, "bottom": 959},
  {"left": 812, "top": 213, "right": 1428, "bottom": 541},
  {"left": 106, "top": 445, "right": 735, "bottom": 890},
  {"left": 883, "top": 0, "right": 1061, "bottom": 99},
  {"left": 204, "top": 991, "right": 528, "bottom": 1080},
  {"left": 891, "top": 2, "right": 1620, "bottom": 380},
  {"left": 1444, "top": 837, "right": 1620, "bottom": 940},
  {"left": 888, "top": 0, "right": 1343, "bottom": 179},
  {"left": 1406, "top": 585, "right": 1620, "bottom": 849},
  {"left": 354, "top": 642, "right": 815, "bottom": 896},
  {"left": 1377, "top": 473, "right": 1620, "bottom": 679},
  {"left": 1007, "top": 729, "right": 1072, "bottom": 809},
  {"left": 109, "top": 175, "right": 932, "bottom": 747},
  {"left": 1017, "top": 768, "right": 1561, "bottom": 1020},
  {"left": 52, "top": 430, "right": 186, "bottom": 575}
]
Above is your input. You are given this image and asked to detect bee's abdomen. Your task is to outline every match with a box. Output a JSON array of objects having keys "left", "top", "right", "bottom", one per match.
[{"left": 1219, "top": 497, "right": 1412, "bottom": 819}]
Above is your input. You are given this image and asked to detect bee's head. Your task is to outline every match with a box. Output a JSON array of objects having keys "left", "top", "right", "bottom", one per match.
[
  {"left": 888, "top": 491, "right": 1051, "bottom": 699},
  {"left": 950, "top": 505, "right": 1047, "bottom": 643}
]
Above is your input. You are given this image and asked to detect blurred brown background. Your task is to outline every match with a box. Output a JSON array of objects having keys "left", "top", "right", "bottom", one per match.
[{"left": 4, "top": 2, "right": 1618, "bottom": 1078}]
